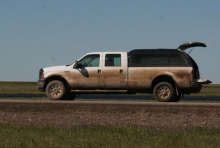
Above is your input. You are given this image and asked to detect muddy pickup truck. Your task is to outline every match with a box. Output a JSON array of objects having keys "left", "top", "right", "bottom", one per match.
[{"left": 38, "top": 42, "right": 211, "bottom": 102}]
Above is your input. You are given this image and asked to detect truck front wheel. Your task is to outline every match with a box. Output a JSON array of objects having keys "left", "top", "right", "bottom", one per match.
[
  {"left": 153, "top": 82, "right": 175, "bottom": 102},
  {"left": 46, "top": 80, "right": 67, "bottom": 100}
]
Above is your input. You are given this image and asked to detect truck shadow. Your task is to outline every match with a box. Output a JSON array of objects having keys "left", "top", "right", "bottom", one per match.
[{"left": 0, "top": 94, "right": 220, "bottom": 101}]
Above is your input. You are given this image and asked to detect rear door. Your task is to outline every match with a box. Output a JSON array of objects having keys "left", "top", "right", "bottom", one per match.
[{"left": 101, "top": 53, "right": 127, "bottom": 89}]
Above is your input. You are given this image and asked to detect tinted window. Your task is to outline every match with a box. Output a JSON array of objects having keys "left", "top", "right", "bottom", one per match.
[
  {"left": 78, "top": 54, "right": 100, "bottom": 67},
  {"left": 169, "top": 54, "right": 186, "bottom": 64},
  {"left": 133, "top": 54, "right": 168, "bottom": 65},
  {"left": 105, "top": 54, "right": 121, "bottom": 66}
]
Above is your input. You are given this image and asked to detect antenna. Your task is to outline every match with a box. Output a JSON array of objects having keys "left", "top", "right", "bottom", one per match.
[
  {"left": 78, "top": 48, "right": 79, "bottom": 58},
  {"left": 113, "top": 40, "right": 115, "bottom": 52}
]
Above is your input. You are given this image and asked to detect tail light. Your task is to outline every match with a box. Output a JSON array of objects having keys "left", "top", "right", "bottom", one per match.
[{"left": 191, "top": 69, "right": 194, "bottom": 79}]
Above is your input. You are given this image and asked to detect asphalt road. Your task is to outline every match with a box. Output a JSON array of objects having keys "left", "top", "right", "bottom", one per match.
[
  {"left": 0, "top": 100, "right": 220, "bottom": 129},
  {"left": 1, "top": 99, "right": 220, "bottom": 106},
  {"left": 1, "top": 94, "right": 220, "bottom": 101}
]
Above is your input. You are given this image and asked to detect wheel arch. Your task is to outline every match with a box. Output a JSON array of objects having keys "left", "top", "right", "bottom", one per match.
[
  {"left": 151, "top": 75, "right": 177, "bottom": 91},
  {"left": 44, "top": 76, "right": 70, "bottom": 91}
]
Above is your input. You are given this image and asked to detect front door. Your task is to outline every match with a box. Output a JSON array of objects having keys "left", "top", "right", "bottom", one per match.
[{"left": 71, "top": 54, "right": 102, "bottom": 89}]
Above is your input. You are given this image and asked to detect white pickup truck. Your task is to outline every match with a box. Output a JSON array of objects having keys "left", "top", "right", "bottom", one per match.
[{"left": 38, "top": 42, "right": 211, "bottom": 102}]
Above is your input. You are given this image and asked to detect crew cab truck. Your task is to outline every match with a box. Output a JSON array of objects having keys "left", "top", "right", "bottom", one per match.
[{"left": 38, "top": 42, "right": 212, "bottom": 102}]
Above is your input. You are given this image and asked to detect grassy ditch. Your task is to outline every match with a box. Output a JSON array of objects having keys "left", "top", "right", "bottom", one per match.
[
  {"left": 0, "top": 82, "right": 44, "bottom": 95},
  {"left": 0, "top": 82, "right": 219, "bottom": 96},
  {"left": 0, "top": 123, "right": 220, "bottom": 148},
  {"left": 191, "top": 84, "right": 220, "bottom": 96}
]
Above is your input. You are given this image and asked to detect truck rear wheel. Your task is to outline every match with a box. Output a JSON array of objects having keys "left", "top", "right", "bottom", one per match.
[
  {"left": 153, "top": 82, "right": 175, "bottom": 102},
  {"left": 46, "top": 80, "right": 67, "bottom": 100}
]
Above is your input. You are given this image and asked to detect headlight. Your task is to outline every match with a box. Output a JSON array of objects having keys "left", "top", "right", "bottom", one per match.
[{"left": 39, "top": 68, "right": 44, "bottom": 79}]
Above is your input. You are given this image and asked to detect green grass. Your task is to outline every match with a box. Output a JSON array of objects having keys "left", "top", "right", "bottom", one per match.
[
  {"left": 190, "top": 84, "right": 220, "bottom": 96},
  {"left": 0, "top": 82, "right": 219, "bottom": 96},
  {"left": 0, "top": 82, "right": 44, "bottom": 95},
  {"left": 0, "top": 123, "right": 220, "bottom": 148}
]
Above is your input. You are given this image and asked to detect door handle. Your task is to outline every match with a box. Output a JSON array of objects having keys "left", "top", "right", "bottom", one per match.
[
  {"left": 120, "top": 69, "right": 123, "bottom": 74},
  {"left": 98, "top": 69, "right": 101, "bottom": 73}
]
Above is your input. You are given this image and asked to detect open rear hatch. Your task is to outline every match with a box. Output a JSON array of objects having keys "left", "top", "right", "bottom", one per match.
[
  {"left": 178, "top": 42, "right": 206, "bottom": 51},
  {"left": 178, "top": 42, "right": 212, "bottom": 84}
]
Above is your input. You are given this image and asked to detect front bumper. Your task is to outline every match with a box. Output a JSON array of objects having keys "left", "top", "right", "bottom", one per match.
[{"left": 37, "top": 79, "right": 45, "bottom": 91}]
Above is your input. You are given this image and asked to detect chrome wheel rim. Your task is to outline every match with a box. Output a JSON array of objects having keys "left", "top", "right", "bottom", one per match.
[
  {"left": 157, "top": 86, "right": 170, "bottom": 99},
  {"left": 49, "top": 84, "right": 62, "bottom": 97}
]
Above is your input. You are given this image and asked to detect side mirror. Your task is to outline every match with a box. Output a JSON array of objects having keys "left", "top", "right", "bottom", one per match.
[
  {"left": 73, "top": 61, "right": 83, "bottom": 69},
  {"left": 73, "top": 61, "right": 78, "bottom": 69},
  {"left": 78, "top": 63, "right": 83, "bottom": 68}
]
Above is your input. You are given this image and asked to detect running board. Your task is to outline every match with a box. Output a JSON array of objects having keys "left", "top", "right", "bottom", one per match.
[{"left": 71, "top": 90, "right": 128, "bottom": 94}]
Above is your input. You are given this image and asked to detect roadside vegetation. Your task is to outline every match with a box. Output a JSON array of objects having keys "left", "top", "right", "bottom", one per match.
[
  {"left": 1, "top": 82, "right": 220, "bottom": 147},
  {"left": 191, "top": 84, "right": 220, "bottom": 96},
  {"left": 0, "top": 82, "right": 44, "bottom": 95},
  {"left": 0, "top": 82, "right": 219, "bottom": 96},
  {"left": 0, "top": 123, "right": 219, "bottom": 148}
]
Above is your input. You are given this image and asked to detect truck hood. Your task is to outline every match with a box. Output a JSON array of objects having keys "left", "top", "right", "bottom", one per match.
[
  {"left": 43, "top": 65, "right": 71, "bottom": 72},
  {"left": 178, "top": 42, "right": 206, "bottom": 51}
]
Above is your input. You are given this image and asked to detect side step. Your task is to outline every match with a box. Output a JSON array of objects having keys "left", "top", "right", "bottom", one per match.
[{"left": 71, "top": 90, "right": 128, "bottom": 94}]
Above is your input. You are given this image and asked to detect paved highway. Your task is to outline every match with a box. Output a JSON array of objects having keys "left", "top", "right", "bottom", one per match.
[
  {"left": 0, "top": 100, "right": 220, "bottom": 130},
  {"left": 0, "top": 99, "right": 220, "bottom": 106}
]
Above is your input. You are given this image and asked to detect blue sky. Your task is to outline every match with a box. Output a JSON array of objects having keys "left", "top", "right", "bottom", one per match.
[{"left": 0, "top": 0, "right": 219, "bottom": 83}]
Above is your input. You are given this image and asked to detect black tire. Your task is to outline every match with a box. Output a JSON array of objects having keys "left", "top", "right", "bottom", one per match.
[
  {"left": 172, "top": 94, "right": 181, "bottom": 102},
  {"left": 46, "top": 80, "right": 67, "bottom": 100},
  {"left": 153, "top": 82, "right": 175, "bottom": 102}
]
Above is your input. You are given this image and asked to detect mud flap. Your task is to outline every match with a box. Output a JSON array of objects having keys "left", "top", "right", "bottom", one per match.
[{"left": 175, "top": 84, "right": 179, "bottom": 96}]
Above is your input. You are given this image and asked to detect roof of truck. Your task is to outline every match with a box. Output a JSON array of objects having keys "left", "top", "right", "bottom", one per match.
[{"left": 128, "top": 49, "right": 181, "bottom": 55}]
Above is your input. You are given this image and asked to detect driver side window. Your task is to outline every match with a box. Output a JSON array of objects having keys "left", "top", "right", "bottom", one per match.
[{"left": 78, "top": 54, "right": 100, "bottom": 67}]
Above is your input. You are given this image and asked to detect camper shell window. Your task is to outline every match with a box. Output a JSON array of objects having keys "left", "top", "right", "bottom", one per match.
[{"left": 128, "top": 49, "right": 189, "bottom": 67}]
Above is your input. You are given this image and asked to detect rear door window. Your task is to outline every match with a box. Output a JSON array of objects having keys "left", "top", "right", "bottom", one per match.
[{"left": 105, "top": 54, "right": 121, "bottom": 66}]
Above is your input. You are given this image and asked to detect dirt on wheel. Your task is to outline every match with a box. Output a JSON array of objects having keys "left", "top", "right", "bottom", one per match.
[{"left": 0, "top": 100, "right": 220, "bottom": 130}]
